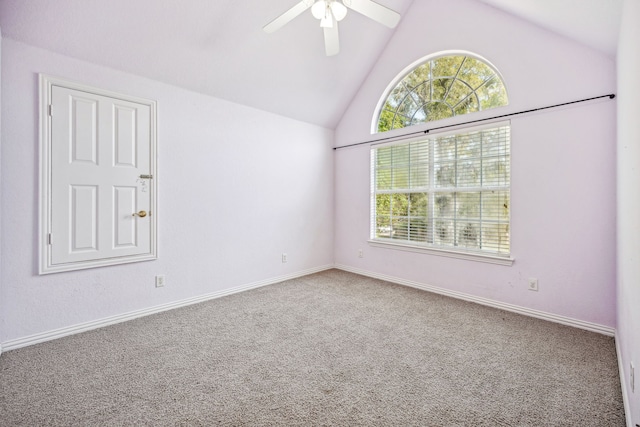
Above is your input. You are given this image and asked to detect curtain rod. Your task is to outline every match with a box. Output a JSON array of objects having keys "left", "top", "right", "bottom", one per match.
[{"left": 333, "top": 93, "right": 616, "bottom": 151}]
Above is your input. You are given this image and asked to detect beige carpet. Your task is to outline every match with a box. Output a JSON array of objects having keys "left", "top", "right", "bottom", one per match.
[{"left": 0, "top": 269, "right": 625, "bottom": 425}]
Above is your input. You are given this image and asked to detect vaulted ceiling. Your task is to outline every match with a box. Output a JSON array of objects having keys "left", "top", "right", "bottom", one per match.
[
  {"left": 477, "top": 0, "right": 621, "bottom": 58},
  {"left": 0, "top": 0, "right": 622, "bottom": 128}
]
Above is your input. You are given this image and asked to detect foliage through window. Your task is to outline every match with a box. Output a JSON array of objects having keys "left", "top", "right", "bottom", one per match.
[
  {"left": 371, "top": 123, "right": 510, "bottom": 256},
  {"left": 377, "top": 55, "right": 508, "bottom": 133}
]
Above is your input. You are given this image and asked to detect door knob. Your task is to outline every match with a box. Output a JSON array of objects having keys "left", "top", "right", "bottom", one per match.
[{"left": 133, "top": 210, "right": 147, "bottom": 218}]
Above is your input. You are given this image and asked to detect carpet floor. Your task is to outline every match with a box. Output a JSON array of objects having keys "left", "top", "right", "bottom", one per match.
[{"left": 0, "top": 269, "right": 625, "bottom": 426}]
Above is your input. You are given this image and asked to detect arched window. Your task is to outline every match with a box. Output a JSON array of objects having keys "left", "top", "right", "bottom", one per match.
[{"left": 376, "top": 54, "right": 508, "bottom": 133}]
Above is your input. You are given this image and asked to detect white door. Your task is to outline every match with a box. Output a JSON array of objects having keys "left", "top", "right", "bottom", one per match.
[{"left": 40, "top": 77, "right": 157, "bottom": 273}]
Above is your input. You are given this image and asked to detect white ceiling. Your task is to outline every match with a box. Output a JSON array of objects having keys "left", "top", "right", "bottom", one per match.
[{"left": 0, "top": 0, "right": 622, "bottom": 128}]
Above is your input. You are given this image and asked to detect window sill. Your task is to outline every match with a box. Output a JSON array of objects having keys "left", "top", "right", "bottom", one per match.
[{"left": 367, "top": 240, "right": 515, "bottom": 266}]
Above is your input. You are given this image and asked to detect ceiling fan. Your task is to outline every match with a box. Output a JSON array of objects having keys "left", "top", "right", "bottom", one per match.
[{"left": 264, "top": 0, "right": 401, "bottom": 56}]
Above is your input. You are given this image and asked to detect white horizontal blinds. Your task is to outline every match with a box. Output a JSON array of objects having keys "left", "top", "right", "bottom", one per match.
[
  {"left": 478, "top": 126, "right": 510, "bottom": 254},
  {"left": 374, "top": 141, "right": 429, "bottom": 242},
  {"left": 372, "top": 123, "right": 510, "bottom": 256}
]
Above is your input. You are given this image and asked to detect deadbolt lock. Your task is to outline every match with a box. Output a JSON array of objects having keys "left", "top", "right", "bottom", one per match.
[{"left": 133, "top": 210, "right": 148, "bottom": 218}]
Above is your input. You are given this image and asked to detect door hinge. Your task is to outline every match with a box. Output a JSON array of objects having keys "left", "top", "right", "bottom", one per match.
[
  {"left": 48, "top": 105, "right": 52, "bottom": 116},
  {"left": 48, "top": 233, "right": 52, "bottom": 245}
]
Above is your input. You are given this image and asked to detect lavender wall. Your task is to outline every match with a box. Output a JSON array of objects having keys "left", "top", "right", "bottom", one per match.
[
  {"left": 0, "top": 26, "right": 3, "bottom": 354},
  {"left": 334, "top": 0, "right": 617, "bottom": 328},
  {"left": 0, "top": 40, "right": 334, "bottom": 343},
  {"left": 617, "top": 0, "right": 640, "bottom": 423}
]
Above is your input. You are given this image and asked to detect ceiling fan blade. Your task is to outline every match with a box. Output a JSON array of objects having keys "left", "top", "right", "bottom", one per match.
[
  {"left": 343, "top": 0, "right": 401, "bottom": 28},
  {"left": 323, "top": 22, "right": 340, "bottom": 56},
  {"left": 264, "top": 0, "right": 314, "bottom": 34}
]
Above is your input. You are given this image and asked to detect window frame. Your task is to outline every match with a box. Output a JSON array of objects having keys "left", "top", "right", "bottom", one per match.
[
  {"left": 369, "top": 121, "right": 514, "bottom": 266},
  {"left": 372, "top": 51, "right": 509, "bottom": 135}
]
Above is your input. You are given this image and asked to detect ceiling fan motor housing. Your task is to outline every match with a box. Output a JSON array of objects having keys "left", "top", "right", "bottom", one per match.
[{"left": 312, "top": 1, "right": 348, "bottom": 23}]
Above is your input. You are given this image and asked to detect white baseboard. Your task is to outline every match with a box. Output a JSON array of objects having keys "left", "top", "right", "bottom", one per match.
[
  {"left": 616, "top": 336, "right": 633, "bottom": 427},
  {"left": 1, "top": 264, "right": 334, "bottom": 352},
  {"left": 1, "top": 263, "right": 616, "bottom": 352},
  {"left": 335, "top": 264, "right": 615, "bottom": 337}
]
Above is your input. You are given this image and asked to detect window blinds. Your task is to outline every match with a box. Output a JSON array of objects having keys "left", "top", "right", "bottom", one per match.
[{"left": 371, "top": 122, "right": 510, "bottom": 256}]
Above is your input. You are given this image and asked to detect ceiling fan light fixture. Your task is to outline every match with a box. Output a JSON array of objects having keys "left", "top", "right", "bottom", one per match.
[
  {"left": 264, "top": 0, "right": 402, "bottom": 56},
  {"left": 311, "top": 1, "right": 327, "bottom": 19},
  {"left": 330, "top": 1, "right": 348, "bottom": 21}
]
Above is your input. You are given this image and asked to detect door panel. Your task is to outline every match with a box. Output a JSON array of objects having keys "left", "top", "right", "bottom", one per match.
[
  {"left": 46, "top": 82, "right": 156, "bottom": 270},
  {"left": 114, "top": 104, "right": 137, "bottom": 168},
  {"left": 70, "top": 96, "right": 98, "bottom": 164},
  {"left": 113, "top": 186, "right": 137, "bottom": 248},
  {"left": 70, "top": 185, "right": 98, "bottom": 253}
]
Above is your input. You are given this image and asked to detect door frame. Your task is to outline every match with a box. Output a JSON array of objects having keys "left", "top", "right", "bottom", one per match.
[{"left": 39, "top": 74, "right": 158, "bottom": 274}]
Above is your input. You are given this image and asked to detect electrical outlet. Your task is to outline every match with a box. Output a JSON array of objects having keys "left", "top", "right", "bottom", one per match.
[
  {"left": 631, "top": 362, "right": 635, "bottom": 393},
  {"left": 155, "top": 275, "right": 165, "bottom": 288},
  {"left": 528, "top": 278, "right": 538, "bottom": 292},
  {"left": 358, "top": 249, "right": 363, "bottom": 258},
  {"left": 282, "top": 253, "right": 287, "bottom": 263}
]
